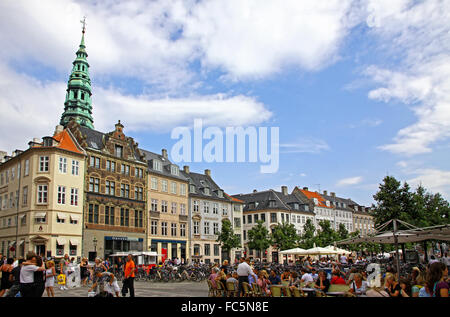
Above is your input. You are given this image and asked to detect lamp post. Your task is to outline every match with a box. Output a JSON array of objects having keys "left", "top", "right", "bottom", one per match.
[{"left": 93, "top": 237, "right": 97, "bottom": 258}]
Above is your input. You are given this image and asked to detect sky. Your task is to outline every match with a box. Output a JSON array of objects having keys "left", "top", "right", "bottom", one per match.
[{"left": 1, "top": 0, "right": 449, "bottom": 206}]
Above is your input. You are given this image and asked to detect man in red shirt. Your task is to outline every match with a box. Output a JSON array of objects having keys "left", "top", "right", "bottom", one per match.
[{"left": 122, "top": 254, "right": 136, "bottom": 297}]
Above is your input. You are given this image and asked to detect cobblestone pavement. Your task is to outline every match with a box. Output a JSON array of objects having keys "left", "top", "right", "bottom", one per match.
[{"left": 44, "top": 281, "right": 209, "bottom": 297}]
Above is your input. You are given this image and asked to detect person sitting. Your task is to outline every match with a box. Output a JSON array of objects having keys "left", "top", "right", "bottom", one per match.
[
  {"left": 399, "top": 278, "right": 411, "bottom": 297},
  {"left": 268, "top": 270, "right": 281, "bottom": 285},
  {"left": 314, "top": 270, "right": 330, "bottom": 293},
  {"left": 281, "top": 270, "right": 290, "bottom": 283},
  {"left": 348, "top": 273, "right": 368, "bottom": 295},
  {"left": 330, "top": 269, "right": 346, "bottom": 285},
  {"left": 226, "top": 272, "right": 239, "bottom": 293},
  {"left": 248, "top": 267, "right": 258, "bottom": 286},
  {"left": 288, "top": 272, "right": 301, "bottom": 292},
  {"left": 257, "top": 271, "right": 270, "bottom": 296},
  {"left": 426, "top": 262, "right": 449, "bottom": 297},
  {"left": 384, "top": 273, "right": 401, "bottom": 297},
  {"left": 300, "top": 268, "right": 314, "bottom": 287},
  {"left": 310, "top": 268, "right": 318, "bottom": 282}
]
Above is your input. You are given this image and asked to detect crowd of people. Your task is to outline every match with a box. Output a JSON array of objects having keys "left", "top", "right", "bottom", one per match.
[
  {"left": 208, "top": 254, "right": 449, "bottom": 298},
  {"left": 0, "top": 252, "right": 137, "bottom": 297}
]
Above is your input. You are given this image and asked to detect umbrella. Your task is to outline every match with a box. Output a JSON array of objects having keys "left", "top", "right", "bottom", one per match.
[
  {"left": 279, "top": 247, "right": 306, "bottom": 255},
  {"left": 295, "top": 247, "right": 340, "bottom": 256},
  {"left": 324, "top": 245, "right": 352, "bottom": 255}
]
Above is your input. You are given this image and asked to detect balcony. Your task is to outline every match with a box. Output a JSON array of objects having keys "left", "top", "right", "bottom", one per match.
[{"left": 149, "top": 211, "right": 160, "bottom": 218}]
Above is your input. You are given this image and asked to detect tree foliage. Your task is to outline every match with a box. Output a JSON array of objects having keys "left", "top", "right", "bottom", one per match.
[
  {"left": 216, "top": 219, "right": 241, "bottom": 259},
  {"left": 298, "top": 218, "right": 317, "bottom": 249},
  {"left": 247, "top": 220, "right": 272, "bottom": 259},
  {"left": 271, "top": 222, "right": 299, "bottom": 251}
]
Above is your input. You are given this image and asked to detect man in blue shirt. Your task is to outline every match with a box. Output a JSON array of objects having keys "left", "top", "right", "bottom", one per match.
[{"left": 268, "top": 270, "right": 281, "bottom": 285}]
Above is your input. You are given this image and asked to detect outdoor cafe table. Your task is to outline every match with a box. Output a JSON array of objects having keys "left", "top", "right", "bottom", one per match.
[
  {"left": 301, "top": 287, "right": 317, "bottom": 297},
  {"left": 326, "top": 291, "right": 347, "bottom": 297}
]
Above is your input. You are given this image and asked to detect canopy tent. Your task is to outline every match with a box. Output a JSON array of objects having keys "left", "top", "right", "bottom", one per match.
[
  {"left": 337, "top": 224, "right": 450, "bottom": 245},
  {"left": 279, "top": 247, "right": 306, "bottom": 255},
  {"left": 294, "top": 247, "right": 340, "bottom": 256},
  {"left": 324, "top": 245, "right": 352, "bottom": 255}
]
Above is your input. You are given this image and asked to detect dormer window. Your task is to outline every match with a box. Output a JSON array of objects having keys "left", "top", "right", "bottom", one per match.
[
  {"left": 269, "top": 200, "right": 276, "bottom": 208},
  {"left": 294, "top": 203, "right": 299, "bottom": 210},
  {"left": 204, "top": 187, "right": 210, "bottom": 195},
  {"left": 170, "top": 165, "right": 179, "bottom": 176},
  {"left": 153, "top": 159, "right": 162, "bottom": 172},
  {"left": 43, "top": 137, "right": 53, "bottom": 147},
  {"left": 305, "top": 205, "right": 309, "bottom": 212},
  {"left": 217, "top": 190, "right": 223, "bottom": 198},
  {"left": 115, "top": 145, "right": 123, "bottom": 158},
  {"left": 313, "top": 198, "right": 319, "bottom": 205},
  {"left": 190, "top": 184, "right": 196, "bottom": 193}
]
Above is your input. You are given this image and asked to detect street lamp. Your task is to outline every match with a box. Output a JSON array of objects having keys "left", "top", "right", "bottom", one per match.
[{"left": 93, "top": 237, "right": 98, "bottom": 256}]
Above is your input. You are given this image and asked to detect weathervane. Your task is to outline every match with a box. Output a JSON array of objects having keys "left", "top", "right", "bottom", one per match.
[{"left": 81, "top": 16, "right": 87, "bottom": 33}]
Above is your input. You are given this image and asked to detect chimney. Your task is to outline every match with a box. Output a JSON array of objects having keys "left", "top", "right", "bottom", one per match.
[
  {"left": 303, "top": 187, "right": 308, "bottom": 191},
  {"left": 253, "top": 189, "right": 257, "bottom": 193},
  {"left": 323, "top": 190, "right": 328, "bottom": 196},
  {"left": 331, "top": 192, "right": 336, "bottom": 197},
  {"left": 183, "top": 165, "right": 190, "bottom": 174},
  {"left": 281, "top": 186, "right": 288, "bottom": 196},
  {"left": 33, "top": 138, "right": 40, "bottom": 143},
  {"left": 204, "top": 169, "right": 211, "bottom": 177},
  {"left": 161, "top": 149, "right": 168, "bottom": 159},
  {"left": 54, "top": 125, "right": 64, "bottom": 135}
]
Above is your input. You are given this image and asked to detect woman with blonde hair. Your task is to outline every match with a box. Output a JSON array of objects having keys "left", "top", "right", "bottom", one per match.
[
  {"left": 384, "top": 273, "right": 401, "bottom": 297},
  {"left": 45, "top": 260, "right": 57, "bottom": 297}
]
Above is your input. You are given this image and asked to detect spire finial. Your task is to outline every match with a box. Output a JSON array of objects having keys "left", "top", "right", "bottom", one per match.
[{"left": 80, "top": 16, "right": 87, "bottom": 34}]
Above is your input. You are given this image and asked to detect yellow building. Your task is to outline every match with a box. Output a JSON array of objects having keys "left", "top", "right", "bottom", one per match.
[
  {"left": 143, "top": 149, "right": 189, "bottom": 263},
  {"left": 0, "top": 126, "right": 85, "bottom": 259}
]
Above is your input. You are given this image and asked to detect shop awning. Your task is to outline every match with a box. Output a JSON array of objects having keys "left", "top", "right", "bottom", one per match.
[
  {"left": 69, "top": 239, "right": 79, "bottom": 246},
  {"left": 9, "top": 241, "right": 16, "bottom": 247},
  {"left": 18, "top": 240, "right": 25, "bottom": 246},
  {"left": 279, "top": 247, "right": 306, "bottom": 255},
  {"left": 70, "top": 214, "right": 80, "bottom": 221},
  {"left": 34, "top": 212, "right": 46, "bottom": 218},
  {"left": 57, "top": 213, "right": 67, "bottom": 219},
  {"left": 20, "top": 214, "right": 26, "bottom": 219},
  {"left": 56, "top": 237, "right": 67, "bottom": 245}
]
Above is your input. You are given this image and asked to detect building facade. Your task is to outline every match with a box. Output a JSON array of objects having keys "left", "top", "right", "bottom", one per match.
[
  {"left": 183, "top": 168, "right": 233, "bottom": 265},
  {"left": 350, "top": 204, "right": 375, "bottom": 236},
  {"left": 226, "top": 193, "right": 245, "bottom": 263},
  {"left": 143, "top": 149, "right": 189, "bottom": 264},
  {"left": 0, "top": 127, "right": 85, "bottom": 260}
]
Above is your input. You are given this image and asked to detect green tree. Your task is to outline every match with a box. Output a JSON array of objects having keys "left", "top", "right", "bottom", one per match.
[
  {"left": 298, "top": 218, "right": 317, "bottom": 249},
  {"left": 316, "top": 220, "right": 338, "bottom": 247},
  {"left": 216, "top": 219, "right": 241, "bottom": 261},
  {"left": 337, "top": 223, "right": 349, "bottom": 241},
  {"left": 271, "top": 222, "right": 299, "bottom": 251},
  {"left": 247, "top": 220, "right": 272, "bottom": 261}
]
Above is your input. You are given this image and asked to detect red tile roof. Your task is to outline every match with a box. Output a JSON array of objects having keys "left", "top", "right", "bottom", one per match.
[
  {"left": 225, "top": 193, "right": 244, "bottom": 203},
  {"left": 298, "top": 188, "right": 333, "bottom": 209},
  {"left": 53, "top": 129, "right": 84, "bottom": 154}
]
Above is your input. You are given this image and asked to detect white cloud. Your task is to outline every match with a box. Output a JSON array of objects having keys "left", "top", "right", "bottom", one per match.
[
  {"left": 280, "top": 138, "right": 330, "bottom": 154},
  {"left": 336, "top": 176, "right": 363, "bottom": 187},
  {"left": 0, "top": 62, "right": 272, "bottom": 153},
  {"left": 0, "top": 0, "right": 359, "bottom": 86},
  {"left": 407, "top": 169, "right": 450, "bottom": 198},
  {"left": 349, "top": 118, "right": 383, "bottom": 129},
  {"left": 363, "top": 0, "right": 450, "bottom": 156}
]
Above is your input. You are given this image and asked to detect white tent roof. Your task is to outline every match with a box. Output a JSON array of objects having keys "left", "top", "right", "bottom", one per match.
[
  {"left": 279, "top": 247, "right": 306, "bottom": 255},
  {"left": 324, "top": 245, "right": 352, "bottom": 255},
  {"left": 295, "top": 247, "right": 340, "bottom": 256}
]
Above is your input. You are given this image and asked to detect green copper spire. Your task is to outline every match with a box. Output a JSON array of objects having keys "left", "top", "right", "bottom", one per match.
[{"left": 60, "top": 17, "right": 94, "bottom": 129}]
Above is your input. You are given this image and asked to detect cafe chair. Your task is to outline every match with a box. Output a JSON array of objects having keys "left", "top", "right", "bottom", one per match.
[
  {"left": 270, "top": 286, "right": 283, "bottom": 297},
  {"left": 215, "top": 281, "right": 227, "bottom": 297},
  {"left": 242, "top": 282, "right": 254, "bottom": 297},
  {"left": 226, "top": 282, "right": 238, "bottom": 297}
]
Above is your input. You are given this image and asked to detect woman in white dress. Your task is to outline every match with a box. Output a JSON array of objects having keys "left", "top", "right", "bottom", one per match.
[{"left": 45, "top": 261, "right": 57, "bottom": 297}]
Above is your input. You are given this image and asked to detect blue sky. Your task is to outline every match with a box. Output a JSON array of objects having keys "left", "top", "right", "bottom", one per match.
[{"left": 1, "top": 0, "right": 450, "bottom": 206}]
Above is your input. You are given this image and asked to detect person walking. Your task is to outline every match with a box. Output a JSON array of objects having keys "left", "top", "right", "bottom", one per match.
[
  {"left": 80, "top": 257, "right": 90, "bottom": 287},
  {"left": 122, "top": 254, "right": 136, "bottom": 297},
  {"left": 59, "top": 254, "right": 70, "bottom": 290},
  {"left": 236, "top": 257, "right": 252, "bottom": 297},
  {"left": 45, "top": 260, "right": 57, "bottom": 297},
  {"left": 6, "top": 259, "right": 24, "bottom": 297},
  {"left": 34, "top": 256, "right": 46, "bottom": 297}
]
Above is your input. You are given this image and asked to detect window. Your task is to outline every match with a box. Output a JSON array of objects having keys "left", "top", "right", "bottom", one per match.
[
  {"left": 57, "top": 214, "right": 65, "bottom": 223},
  {"left": 193, "top": 221, "right": 199, "bottom": 235},
  {"left": 120, "top": 208, "right": 129, "bottom": 226},
  {"left": 270, "top": 213, "right": 277, "bottom": 223},
  {"left": 105, "top": 180, "right": 115, "bottom": 196},
  {"left": 135, "top": 210, "right": 143, "bottom": 228},
  {"left": 261, "top": 213, "right": 266, "bottom": 222},
  {"left": 203, "top": 202, "right": 209, "bottom": 213},
  {"left": 161, "top": 180, "right": 168, "bottom": 192},
  {"left": 193, "top": 244, "right": 200, "bottom": 256},
  {"left": 213, "top": 222, "right": 219, "bottom": 235},
  {"left": 70, "top": 188, "right": 78, "bottom": 206},
  {"left": 153, "top": 160, "right": 162, "bottom": 172},
  {"left": 151, "top": 220, "right": 158, "bottom": 235},
  {"left": 37, "top": 185, "right": 48, "bottom": 204},
  {"left": 59, "top": 157, "right": 67, "bottom": 173},
  {"left": 120, "top": 184, "right": 130, "bottom": 198},
  {"left": 171, "top": 223, "right": 177, "bottom": 236},
  {"left": 180, "top": 203, "right": 186, "bottom": 215},
  {"left": 213, "top": 203, "right": 218, "bottom": 214},
  {"left": 204, "top": 187, "right": 210, "bottom": 195},
  {"left": 170, "top": 165, "right": 179, "bottom": 175},
  {"left": 89, "top": 177, "right": 100, "bottom": 193},
  {"left": 71, "top": 160, "right": 79, "bottom": 175},
  {"left": 21, "top": 215, "right": 26, "bottom": 226},
  {"left": 214, "top": 244, "right": 220, "bottom": 256},
  {"left": 22, "top": 186, "right": 28, "bottom": 205},
  {"left": 56, "top": 243, "right": 64, "bottom": 256},
  {"left": 39, "top": 156, "right": 49, "bottom": 172},
  {"left": 247, "top": 215, "right": 252, "bottom": 224},
  {"left": 171, "top": 202, "right": 177, "bottom": 214},
  {"left": 204, "top": 221, "right": 210, "bottom": 235},
  {"left": 180, "top": 184, "right": 186, "bottom": 196},
  {"left": 106, "top": 160, "right": 111, "bottom": 171},
  {"left": 222, "top": 205, "right": 228, "bottom": 216},
  {"left": 126, "top": 165, "right": 130, "bottom": 175},
  {"left": 105, "top": 206, "right": 115, "bottom": 225},
  {"left": 111, "top": 161, "right": 116, "bottom": 173},
  {"left": 193, "top": 200, "right": 199, "bottom": 212},
  {"left": 180, "top": 223, "right": 186, "bottom": 237},
  {"left": 135, "top": 186, "right": 143, "bottom": 200},
  {"left": 90, "top": 157, "right": 100, "bottom": 168},
  {"left": 204, "top": 244, "right": 210, "bottom": 256},
  {"left": 135, "top": 167, "right": 143, "bottom": 178},
  {"left": 151, "top": 177, "right": 158, "bottom": 190},
  {"left": 115, "top": 145, "right": 123, "bottom": 158},
  {"left": 161, "top": 222, "right": 168, "bottom": 236},
  {"left": 161, "top": 200, "right": 168, "bottom": 213},
  {"left": 151, "top": 199, "right": 158, "bottom": 212},
  {"left": 24, "top": 160, "right": 29, "bottom": 176},
  {"left": 171, "top": 182, "right": 177, "bottom": 194},
  {"left": 234, "top": 217, "right": 241, "bottom": 228},
  {"left": 190, "top": 184, "right": 196, "bottom": 193}
]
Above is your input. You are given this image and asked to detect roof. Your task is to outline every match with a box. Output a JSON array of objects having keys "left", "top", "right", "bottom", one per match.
[
  {"left": 298, "top": 188, "right": 333, "bottom": 209},
  {"left": 52, "top": 129, "right": 84, "bottom": 154},
  {"left": 232, "top": 189, "right": 313, "bottom": 214},
  {"left": 140, "top": 149, "right": 188, "bottom": 181},
  {"left": 181, "top": 171, "right": 230, "bottom": 202},
  {"left": 225, "top": 193, "right": 244, "bottom": 203}
]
